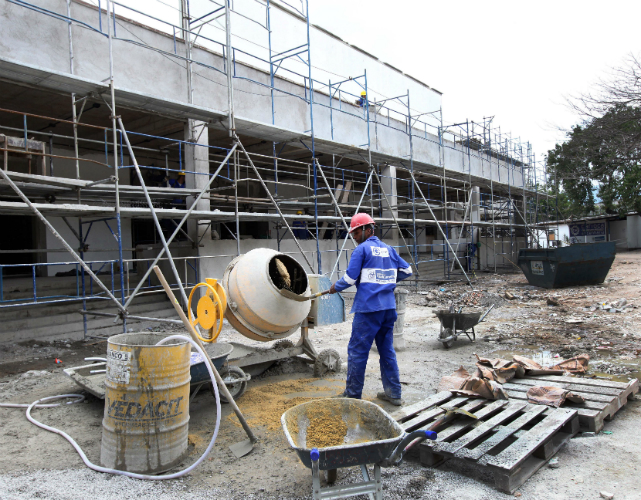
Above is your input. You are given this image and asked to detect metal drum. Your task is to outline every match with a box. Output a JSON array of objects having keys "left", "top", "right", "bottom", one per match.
[
  {"left": 222, "top": 248, "right": 311, "bottom": 341},
  {"left": 101, "top": 333, "right": 191, "bottom": 474}
]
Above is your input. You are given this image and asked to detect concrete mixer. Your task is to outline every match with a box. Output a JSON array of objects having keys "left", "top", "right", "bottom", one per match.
[{"left": 187, "top": 248, "right": 345, "bottom": 390}]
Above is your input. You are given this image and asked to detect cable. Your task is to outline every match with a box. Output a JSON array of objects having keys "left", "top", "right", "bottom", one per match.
[{"left": 1, "top": 335, "right": 221, "bottom": 481}]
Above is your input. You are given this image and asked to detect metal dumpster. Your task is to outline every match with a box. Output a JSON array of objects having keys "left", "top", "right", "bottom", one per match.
[{"left": 517, "top": 242, "right": 616, "bottom": 288}]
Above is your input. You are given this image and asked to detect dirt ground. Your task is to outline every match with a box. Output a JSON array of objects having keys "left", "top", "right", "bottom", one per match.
[{"left": 1, "top": 250, "right": 640, "bottom": 499}]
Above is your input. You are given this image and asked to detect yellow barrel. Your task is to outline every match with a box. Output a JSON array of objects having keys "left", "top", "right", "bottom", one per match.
[{"left": 101, "top": 333, "right": 191, "bottom": 474}]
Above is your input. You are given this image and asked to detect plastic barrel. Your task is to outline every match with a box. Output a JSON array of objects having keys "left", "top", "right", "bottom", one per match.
[
  {"left": 101, "top": 333, "right": 191, "bottom": 474},
  {"left": 393, "top": 288, "right": 409, "bottom": 350}
]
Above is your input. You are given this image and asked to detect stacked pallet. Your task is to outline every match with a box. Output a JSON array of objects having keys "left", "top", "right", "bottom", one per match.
[{"left": 394, "top": 391, "right": 579, "bottom": 493}]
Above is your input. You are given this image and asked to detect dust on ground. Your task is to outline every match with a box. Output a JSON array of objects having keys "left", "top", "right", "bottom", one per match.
[{"left": 1, "top": 250, "right": 641, "bottom": 499}]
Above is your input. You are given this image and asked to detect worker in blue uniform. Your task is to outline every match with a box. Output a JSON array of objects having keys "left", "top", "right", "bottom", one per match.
[
  {"left": 293, "top": 210, "right": 308, "bottom": 240},
  {"left": 329, "top": 213, "right": 413, "bottom": 406}
]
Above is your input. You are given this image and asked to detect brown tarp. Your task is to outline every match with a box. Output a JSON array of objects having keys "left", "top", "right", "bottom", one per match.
[
  {"left": 438, "top": 366, "right": 508, "bottom": 400},
  {"left": 526, "top": 386, "right": 586, "bottom": 408},
  {"left": 475, "top": 356, "right": 523, "bottom": 383},
  {"left": 552, "top": 354, "right": 590, "bottom": 374}
]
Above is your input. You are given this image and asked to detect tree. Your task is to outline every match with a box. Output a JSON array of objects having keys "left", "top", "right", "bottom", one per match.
[{"left": 547, "top": 54, "right": 641, "bottom": 217}]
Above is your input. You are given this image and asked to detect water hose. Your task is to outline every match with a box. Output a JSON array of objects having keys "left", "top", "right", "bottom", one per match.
[{"left": 0, "top": 334, "right": 221, "bottom": 480}]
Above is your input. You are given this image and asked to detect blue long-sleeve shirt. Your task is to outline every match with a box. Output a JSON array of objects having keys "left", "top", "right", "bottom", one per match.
[{"left": 334, "top": 236, "right": 413, "bottom": 313}]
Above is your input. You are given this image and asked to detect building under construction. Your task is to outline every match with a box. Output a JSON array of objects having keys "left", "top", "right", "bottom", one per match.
[{"left": 0, "top": 0, "right": 555, "bottom": 342}]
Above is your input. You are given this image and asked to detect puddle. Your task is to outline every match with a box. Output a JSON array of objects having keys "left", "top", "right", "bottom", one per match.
[{"left": 487, "top": 348, "right": 641, "bottom": 383}]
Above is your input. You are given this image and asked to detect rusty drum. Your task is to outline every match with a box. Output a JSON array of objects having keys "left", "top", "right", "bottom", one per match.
[{"left": 100, "top": 333, "right": 191, "bottom": 474}]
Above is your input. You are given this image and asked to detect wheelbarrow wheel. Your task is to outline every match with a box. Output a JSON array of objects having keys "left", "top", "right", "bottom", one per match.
[
  {"left": 314, "top": 349, "right": 342, "bottom": 377},
  {"left": 439, "top": 327, "right": 454, "bottom": 349},
  {"left": 213, "top": 365, "right": 247, "bottom": 403}
]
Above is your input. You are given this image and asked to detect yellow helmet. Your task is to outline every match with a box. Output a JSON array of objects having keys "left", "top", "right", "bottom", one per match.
[
  {"left": 360, "top": 91, "right": 367, "bottom": 96},
  {"left": 297, "top": 210, "right": 303, "bottom": 215}
]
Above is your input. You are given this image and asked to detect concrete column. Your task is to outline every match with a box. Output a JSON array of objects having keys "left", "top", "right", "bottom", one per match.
[
  {"left": 381, "top": 164, "right": 399, "bottom": 249},
  {"left": 183, "top": 120, "right": 215, "bottom": 283}
]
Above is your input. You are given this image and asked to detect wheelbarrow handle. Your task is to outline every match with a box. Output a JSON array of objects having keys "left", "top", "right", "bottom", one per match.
[{"left": 381, "top": 430, "right": 437, "bottom": 467}]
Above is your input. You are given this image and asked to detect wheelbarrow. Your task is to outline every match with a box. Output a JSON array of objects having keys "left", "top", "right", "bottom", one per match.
[
  {"left": 64, "top": 341, "right": 249, "bottom": 403},
  {"left": 434, "top": 304, "right": 494, "bottom": 348},
  {"left": 281, "top": 398, "right": 437, "bottom": 500},
  {"left": 189, "top": 342, "right": 250, "bottom": 403}
]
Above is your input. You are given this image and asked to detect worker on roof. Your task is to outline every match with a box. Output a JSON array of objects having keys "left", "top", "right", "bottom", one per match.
[
  {"left": 292, "top": 210, "right": 308, "bottom": 240},
  {"left": 356, "top": 90, "right": 367, "bottom": 107},
  {"left": 329, "top": 213, "right": 413, "bottom": 406}
]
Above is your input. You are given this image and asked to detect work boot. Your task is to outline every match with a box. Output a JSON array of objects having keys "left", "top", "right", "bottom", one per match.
[{"left": 377, "top": 392, "right": 402, "bottom": 406}]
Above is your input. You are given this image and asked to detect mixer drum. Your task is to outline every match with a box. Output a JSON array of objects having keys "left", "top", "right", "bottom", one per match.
[{"left": 222, "top": 248, "right": 311, "bottom": 341}]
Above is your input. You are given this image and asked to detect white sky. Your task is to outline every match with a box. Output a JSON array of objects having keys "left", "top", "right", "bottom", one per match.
[
  {"left": 309, "top": 0, "right": 641, "bottom": 160},
  {"left": 103, "top": 0, "right": 641, "bottom": 161}
]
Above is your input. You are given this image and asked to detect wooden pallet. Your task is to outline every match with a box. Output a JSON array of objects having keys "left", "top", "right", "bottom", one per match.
[
  {"left": 503, "top": 375, "right": 639, "bottom": 433},
  {"left": 393, "top": 392, "right": 579, "bottom": 494}
]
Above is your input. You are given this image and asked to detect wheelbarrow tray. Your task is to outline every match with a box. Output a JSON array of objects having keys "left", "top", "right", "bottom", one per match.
[
  {"left": 281, "top": 398, "right": 404, "bottom": 470},
  {"left": 434, "top": 310, "right": 482, "bottom": 331},
  {"left": 189, "top": 342, "right": 234, "bottom": 385},
  {"left": 64, "top": 342, "right": 234, "bottom": 399}
]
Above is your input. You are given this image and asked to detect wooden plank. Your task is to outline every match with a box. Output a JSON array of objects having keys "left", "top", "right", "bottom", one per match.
[
  {"left": 424, "top": 400, "right": 488, "bottom": 443},
  {"left": 436, "top": 402, "right": 527, "bottom": 456},
  {"left": 524, "top": 374, "right": 633, "bottom": 390},
  {"left": 509, "top": 377, "right": 627, "bottom": 398},
  {"left": 392, "top": 391, "right": 453, "bottom": 422},
  {"left": 460, "top": 406, "right": 548, "bottom": 462},
  {"left": 505, "top": 389, "right": 610, "bottom": 413},
  {"left": 503, "top": 383, "right": 619, "bottom": 417},
  {"left": 492, "top": 414, "right": 579, "bottom": 494},
  {"left": 483, "top": 407, "right": 577, "bottom": 473},
  {"left": 401, "top": 396, "right": 470, "bottom": 431}
]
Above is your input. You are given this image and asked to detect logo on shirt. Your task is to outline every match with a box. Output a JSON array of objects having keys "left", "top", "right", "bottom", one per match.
[
  {"left": 371, "top": 246, "right": 389, "bottom": 258},
  {"left": 361, "top": 268, "right": 396, "bottom": 284}
]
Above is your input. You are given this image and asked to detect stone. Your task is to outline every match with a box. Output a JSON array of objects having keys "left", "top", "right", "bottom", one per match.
[
  {"left": 548, "top": 457, "right": 560, "bottom": 468},
  {"left": 505, "top": 291, "right": 515, "bottom": 300},
  {"left": 547, "top": 296, "right": 560, "bottom": 306},
  {"left": 600, "top": 492, "right": 614, "bottom": 500}
]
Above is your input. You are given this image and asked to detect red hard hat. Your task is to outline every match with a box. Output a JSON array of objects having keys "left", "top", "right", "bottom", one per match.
[{"left": 349, "top": 213, "right": 375, "bottom": 233}]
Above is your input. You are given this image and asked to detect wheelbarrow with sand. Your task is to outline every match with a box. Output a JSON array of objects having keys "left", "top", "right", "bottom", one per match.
[{"left": 281, "top": 398, "right": 437, "bottom": 500}]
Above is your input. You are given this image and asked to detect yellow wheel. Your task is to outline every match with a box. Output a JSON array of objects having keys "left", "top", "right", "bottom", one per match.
[{"left": 188, "top": 281, "right": 224, "bottom": 343}]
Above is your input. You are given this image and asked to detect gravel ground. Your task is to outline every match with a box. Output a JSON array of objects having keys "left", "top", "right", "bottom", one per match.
[{"left": 1, "top": 250, "right": 640, "bottom": 499}]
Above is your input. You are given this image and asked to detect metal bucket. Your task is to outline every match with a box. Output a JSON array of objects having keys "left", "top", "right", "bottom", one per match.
[
  {"left": 393, "top": 288, "right": 409, "bottom": 350},
  {"left": 101, "top": 333, "right": 191, "bottom": 474}
]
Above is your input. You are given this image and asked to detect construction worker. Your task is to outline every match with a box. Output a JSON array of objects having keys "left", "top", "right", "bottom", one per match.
[
  {"left": 356, "top": 90, "right": 367, "bottom": 107},
  {"left": 292, "top": 210, "right": 308, "bottom": 240},
  {"left": 329, "top": 213, "right": 413, "bottom": 406}
]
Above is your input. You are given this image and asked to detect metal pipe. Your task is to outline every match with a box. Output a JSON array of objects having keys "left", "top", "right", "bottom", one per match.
[
  {"left": 119, "top": 125, "right": 237, "bottom": 311},
  {"left": 0, "top": 168, "right": 126, "bottom": 311},
  {"left": 329, "top": 170, "right": 373, "bottom": 280},
  {"left": 314, "top": 158, "right": 356, "bottom": 248},
  {"left": 235, "top": 135, "right": 314, "bottom": 273},
  {"left": 409, "top": 172, "right": 472, "bottom": 287}
]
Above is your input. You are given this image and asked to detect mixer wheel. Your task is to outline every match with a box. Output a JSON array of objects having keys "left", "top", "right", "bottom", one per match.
[
  {"left": 213, "top": 366, "right": 247, "bottom": 403},
  {"left": 314, "top": 349, "right": 342, "bottom": 377}
]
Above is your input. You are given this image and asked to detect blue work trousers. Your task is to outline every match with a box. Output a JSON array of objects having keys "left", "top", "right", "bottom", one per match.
[{"left": 344, "top": 309, "right": 401, "bottom": 400}]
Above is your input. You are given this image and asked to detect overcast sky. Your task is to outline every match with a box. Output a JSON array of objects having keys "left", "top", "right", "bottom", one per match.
[{"left": 309, "top": 0, "right": 641, "bottom": 161}]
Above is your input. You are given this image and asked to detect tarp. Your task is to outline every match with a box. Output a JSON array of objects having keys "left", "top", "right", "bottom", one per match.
[{"left": 526, "top": 386, "right": 586, "bottom": 408}]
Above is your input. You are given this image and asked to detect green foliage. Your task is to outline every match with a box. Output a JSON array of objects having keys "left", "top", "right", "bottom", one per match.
[{"left": 546, "top": 104, "right": 641, "bottom": 217}]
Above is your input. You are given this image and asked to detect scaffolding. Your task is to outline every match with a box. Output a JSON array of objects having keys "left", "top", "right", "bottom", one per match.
[{"left": 0, "top": 0, "right": 557, "bottom": 339}]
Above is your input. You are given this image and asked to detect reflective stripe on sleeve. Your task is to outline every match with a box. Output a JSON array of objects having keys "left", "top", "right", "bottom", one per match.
[
  {"left": 343, "top": 274, "right": 357, "bottom": 285},
  {"left": 399, "top": 267, "right": 413, "bottom": 275}
]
